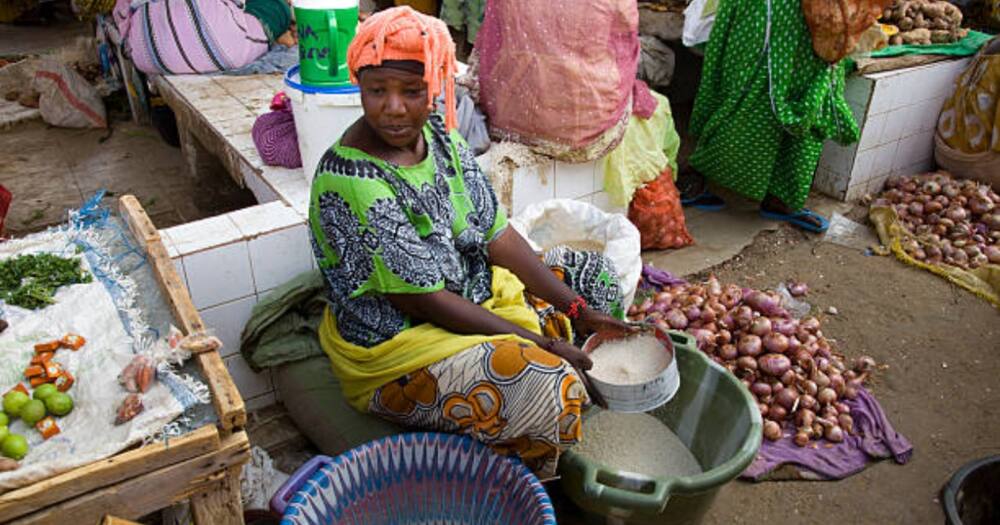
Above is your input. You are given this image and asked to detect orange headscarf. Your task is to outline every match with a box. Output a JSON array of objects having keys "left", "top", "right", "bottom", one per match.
[{"left": 347, "top": 6, "right": 458, "bottom": 131}]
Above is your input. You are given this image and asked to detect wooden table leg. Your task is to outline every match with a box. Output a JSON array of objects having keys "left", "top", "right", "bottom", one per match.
[{"left": 190, "top": 465, "right": 245, "bottom": 525}]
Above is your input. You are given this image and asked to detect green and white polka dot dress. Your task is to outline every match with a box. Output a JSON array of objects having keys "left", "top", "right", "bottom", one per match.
[{"left": 689, "top": 0, "right": 860, "bottom": 211}]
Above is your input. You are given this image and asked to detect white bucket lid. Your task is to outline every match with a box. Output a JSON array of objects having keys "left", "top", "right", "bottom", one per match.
[{"left": 293, "top": 0, "right": 358, "bottom": 9}]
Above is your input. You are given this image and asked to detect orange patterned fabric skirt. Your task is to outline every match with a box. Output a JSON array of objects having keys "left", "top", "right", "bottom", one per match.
[
  {"left": 368, "top": 252, "right": 622, "bottom": 477},
  {"left": 369, "top": 338, "right": 587, "bottom": 477}
]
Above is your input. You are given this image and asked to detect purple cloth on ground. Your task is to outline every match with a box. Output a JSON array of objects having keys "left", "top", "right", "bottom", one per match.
[
  {"left": 741, "top": 387, "right": 913, "bottom": 481},
  {"left": 252, "top": 94, "right": 301, "bottom": 169},
  {"left": 639, "top": 264, "right": 686, "bottom": 289}
]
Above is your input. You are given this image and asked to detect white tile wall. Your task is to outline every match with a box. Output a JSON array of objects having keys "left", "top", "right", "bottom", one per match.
[
  {"left": 223, "top": 353, "right": 272, "bottom": 401},
  {"left": 199, "top": 294, "right": 258, "bottom": 358},
  {"left": 815, "top": 57, "right": 971, "bottom": 202},
  {"left": 184, "top": 240, "right": 255, "bottom": 309},
  {"left": 229, "top": 201, "right": 303, "bottom": 239},
  {"left": 555, "top": 161, "right": 596, "bottom": 199},
  {"left": 511, "top": 162, "right": 555, "bottom": 217},
  {"left": 164, "top": 214, "right": 242, "bottom": 255},
  {"left": 248, "top": 224, "right": 313, "bottom": 293}
]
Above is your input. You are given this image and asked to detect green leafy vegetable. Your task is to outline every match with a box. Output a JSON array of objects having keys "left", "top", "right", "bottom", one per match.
[{"left": 0, "top": 253, "right": 93, "bottom": 310}]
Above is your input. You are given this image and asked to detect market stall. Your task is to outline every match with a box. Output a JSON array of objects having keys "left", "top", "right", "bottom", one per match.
[{"left": 0, "top": 195, "right": 249, "bottom": 524}]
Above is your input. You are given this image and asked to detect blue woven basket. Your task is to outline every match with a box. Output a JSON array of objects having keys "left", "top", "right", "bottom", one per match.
[{"left": 271, "top": 432, "right": 557, "bottom": 525}]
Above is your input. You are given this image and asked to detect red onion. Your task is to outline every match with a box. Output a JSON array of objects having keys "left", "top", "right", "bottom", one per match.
[
  {"left": 923, "top": 180, "right": 941, "bottom": 195},
  {"left": 763, "top": 332, "right": 790, "bottom": 354},
  {"left": 751, "top": 382, "right": 772, "bottom": 398},
  {"left": 812, "top": 369, "right": 830, "bottom": 389},
  {"left": 798, "top": 394, "right": 817, "bottom": 411},
  {"left": 788, "top": 281, "right": 808, "bottom": 297},
  {"left": 736, "top": 356, "right": 758, "bottom": 372},
  {"left": 772, "top": 382, "right": 785, "bottom": 394},
  {"left": 734, "top": 306, "right": 754, "bottom": 327},
  {"left": 796, "top": 408, "right": 816, "bottom": 428},
  {"left": 665, "top": 308, "right": 688, "bottom": 329},
  {"left": 758, "top": 403, "right": 769, "bottom": 417},
  {"left": 793, "top": 349, "right": 812, "bottom": 366},
  {"left": 763, "top": 420, "right": 782, "bottom": 441},
  {"left": 737, "top": 334, "right": 763, "bottom": 357},
  {"left": 700, "top": 307, "right": 718, "bottom": 323},
  {"left": 817, "top": 387, "right": 837, "bottom": 406},
  {"left": 684, "top": 305, "right": 702, "bottom": 322},
  {"left": 706, "top": 277, "right": 722, "bottom": 297},
  {"left": 854, "top": 356, "right": 876, "bottom": 374},
  {"left": 759, "top": 354, "right": 792, "bottom": 376},
  {"left": 773, "top": 319, "right": 797, "bottom": 336},
  {"left": 822, "top": 405, "right": 839, "bottom": 420},
  {"left": 720, "top": 313, "right": 737, "bottom": 330},
  {"left": 655, "top": 291, "right": 673, "bottom": 304},
  {"left": 829, "top": 373, "right": 846, "bottom": 396},
  {"left": 813, "top": 422, "right": 825, "bottom": 437},
  {"left": 715, "top": 329, "right": 732, "bottom": 346},
  {"left": 838, "top": 414, "right": 854, "bottom": 435},
  {"left": 946, "top": 207, "right": 968, "bottom": 222},
  {"left": 844, "top": 385, "right": 859, "bottom": 400},
  {"left": 780, "top": 369, "right": 797, "bottom": 386},
  {"left": 719, "top": 344, "right": 739, "bottom": 361},
  {"left": 970, "top": 196, "right": 995, "bottom": 215},
  {"left": 775, "top": 387, "right": 799, "bottom": 410},
  {"left": 986, "top": 245, "right": 1000, "bottom": 264},
  {"left": 825, "top": 424, "right": 845, "bottom": 443},
  {"left": 745, "top": 291, "right": 785, "bottom": 316},
  {"left": 835, "top": 402, "right": 851, "bottom": 415},
  {"left": 794, "top": 431, "right": 810, "bottom": 447},
  {"left": 691, "top": 329, "right": 715, "bottom": 350},
  {"left": 768, "top": 404, "right": 788, "bottom": 421},
  {"left": 750, "top": 317, "right": 772, "bottom": 337},
  {"left": 801, "top": 317, "right": 821, "bottom": 333},
  {"left": 800, "top": 379, "right": 818, "bottom": 396},
  {"left": 720, "top": 286, "right": 743, "bottom": 308},
  {"left": 909, "top": 202, "right": 924, "bottom": 216}
]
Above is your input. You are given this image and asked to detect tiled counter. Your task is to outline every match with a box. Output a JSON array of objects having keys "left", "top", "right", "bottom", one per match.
[{"left": 814, "top": 58, "right": 970, "bottom": 201}]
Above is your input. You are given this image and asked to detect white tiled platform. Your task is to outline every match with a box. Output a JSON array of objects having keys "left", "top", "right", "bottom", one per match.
[{"left": 814, "top": 58, "right": 970, "bottom": 201}]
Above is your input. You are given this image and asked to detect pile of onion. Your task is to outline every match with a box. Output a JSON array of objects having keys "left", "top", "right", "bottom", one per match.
[
  {"left": 627, "top": 277, "right": 875, "bottom": 447},
  {"left": 872, "top": 171, "right": 1000, "bottom": 269}
]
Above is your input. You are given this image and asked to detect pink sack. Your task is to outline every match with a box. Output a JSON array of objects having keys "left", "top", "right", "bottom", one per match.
[{"left": 475, "top": 0, "right": 642, "bottom": 162}]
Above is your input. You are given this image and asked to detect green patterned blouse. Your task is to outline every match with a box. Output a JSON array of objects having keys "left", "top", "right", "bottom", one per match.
[{"left": 309, "top": 114, "right": 508, "bottom": 347}]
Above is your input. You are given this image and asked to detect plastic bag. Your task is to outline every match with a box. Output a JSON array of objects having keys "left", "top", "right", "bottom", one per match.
[
  {"left": 31, "top": 61, "right": 106, "bottom": 129},
  {"left": 508, "top": 199, "right": 642, "bottom": 306},
  {"left": 801, "top": 0, "right": 889, "bottom": 63},
  {"left": 627, "top": 169, "right": 694, "bottom": 250},
  {"left": 682, "top": 0, "right": 718, "bottom": 48},
  {"left": 252, "top": 93, "right": 302, "bottom": 169},
  {"left": 475, "top": 0, "right": 640, "bottom": 161},
  {"left": 601, "top": 91, "right": 680, "bottom": 207}
]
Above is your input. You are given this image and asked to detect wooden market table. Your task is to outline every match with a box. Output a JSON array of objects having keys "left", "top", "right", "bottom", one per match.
[{"left": 0, "top": 196, "right": 250, "bottom": 525}]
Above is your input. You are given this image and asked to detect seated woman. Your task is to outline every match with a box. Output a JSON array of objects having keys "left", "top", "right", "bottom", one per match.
[
  {"left": 310, "top": 7, "right": 629, "bottom": 476},
  {"left": 113, "top": 0, "right": 294, "bottom": 75}
]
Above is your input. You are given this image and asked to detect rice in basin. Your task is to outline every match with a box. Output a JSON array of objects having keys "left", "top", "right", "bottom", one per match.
[{"left": 588, "top": 334, "right": 669, "bottom": 385}]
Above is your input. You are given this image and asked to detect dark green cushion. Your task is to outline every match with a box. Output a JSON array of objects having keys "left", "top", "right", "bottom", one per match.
[{"left": 272, "top": 356, "right": 402, "bottom": 455}]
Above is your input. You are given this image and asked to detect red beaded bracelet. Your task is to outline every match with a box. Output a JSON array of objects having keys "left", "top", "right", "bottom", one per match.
[{"left": 566, "top": 296, "right": 587, "bottom": 320}]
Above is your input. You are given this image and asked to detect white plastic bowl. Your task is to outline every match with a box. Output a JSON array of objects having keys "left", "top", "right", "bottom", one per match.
[{"left": 582, "top": 325, "right": 680, "bottom": 413}]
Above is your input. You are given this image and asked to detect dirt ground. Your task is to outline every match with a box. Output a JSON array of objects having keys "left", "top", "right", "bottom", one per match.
[
  {"left": 552, "top": 222, "right": 999, "bottom": 524},
  {"left": 686, "top": 226, "right": 998, "bottom": 524}
]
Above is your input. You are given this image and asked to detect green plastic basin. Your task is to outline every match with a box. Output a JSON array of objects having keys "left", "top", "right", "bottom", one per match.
[{"left": 559, "top": 330, "right": 763, "bottom": 525}]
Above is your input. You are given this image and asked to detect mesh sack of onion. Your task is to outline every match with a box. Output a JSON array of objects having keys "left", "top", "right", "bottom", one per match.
[
  {"left": 868, "top": 171, "right": 1000, "bottom": 307},
  {"left": 628, "top": 276, "right": 876, "bottom": 447}
]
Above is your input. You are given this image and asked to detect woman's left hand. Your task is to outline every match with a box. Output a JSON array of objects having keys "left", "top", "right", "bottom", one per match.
[{"left": 573, "top": 308, "right": 634, "bottom": 338}]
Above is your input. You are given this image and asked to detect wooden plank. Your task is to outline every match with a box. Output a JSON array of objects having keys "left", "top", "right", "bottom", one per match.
[
  {"left": 12, "top": 432, "right": 251, "bottom": 525},
  {"left": 118, "top": 195, "right": 160, "bottom": 250},
  {"left": 198, "top": 350, "right": 247, "bottom": 431},
  {"left": 190, "top": 465, "right": 244, "bottom": 525},
  {"left": 144, "top": 240, "right": 205, "bottom": 336},
  {"left": 102, "top": 516, "right": 143, "bottom": 525},
  {"left": 0, "top": 425, "right": 220, "bottom": 523}
]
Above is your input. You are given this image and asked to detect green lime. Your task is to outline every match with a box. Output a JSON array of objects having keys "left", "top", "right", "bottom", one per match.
[
  {"left": 45, "top": 393, "right": 73, "bottom": 417},
  {"left": 33, "top": 384, "right": 58, "bottom": 402},
  {"left": 2, "top": 392, "right": 29, "bottom": 418},
  {"left": 1, "top": 434, "right": 28, "bottom": 460},
  {"left": 0, "top": 426, "right": 8, "bottom": 444},
  {"left": 20, "top": 400, "right": 45, "bottom": 426},
  {"left": 0, "top": 413, "right": 8, "bottom": 427}
]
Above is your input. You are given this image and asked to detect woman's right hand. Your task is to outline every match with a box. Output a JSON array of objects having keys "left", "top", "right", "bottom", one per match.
[{"left": 541, "top": 338, "right": 592, "bottom": 371}]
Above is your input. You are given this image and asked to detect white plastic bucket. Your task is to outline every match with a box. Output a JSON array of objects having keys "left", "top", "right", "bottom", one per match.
[{"left": 284, "top": 65, "right": 364, "bottom": 181}]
